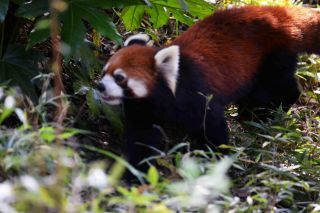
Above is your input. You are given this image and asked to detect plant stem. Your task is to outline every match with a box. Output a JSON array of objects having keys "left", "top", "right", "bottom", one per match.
[
  {"left": 50, "top": 0, "right": 66, "bottom": 125},
  {"left": 49, "top": 1, "right": 67, "bottom": 211}
]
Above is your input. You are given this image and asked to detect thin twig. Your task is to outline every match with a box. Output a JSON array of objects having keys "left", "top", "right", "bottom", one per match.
[{"left": 50, "top": 0, "right": 66, "bottom": 126}]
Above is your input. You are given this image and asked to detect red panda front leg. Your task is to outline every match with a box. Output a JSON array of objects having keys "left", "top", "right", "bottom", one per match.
[
  {"left": 122, "top": 100, "right": 164, "bottom": 179},
  {"left": 123, "top": 121, "right": 163, "bottom": 177}
]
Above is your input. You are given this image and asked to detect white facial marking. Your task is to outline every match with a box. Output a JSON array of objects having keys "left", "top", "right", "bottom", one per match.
[
  {"left": 127, "top": 78, "right": 148, "bottom": 97},
  {"left": 114, "top": 68, "right": 127, "bottom": 78},
  {"left": 124, "top": 34, "right": 152, "bottom": 47},
  {"left": 103, "top": 63, "right": 109, "bottom": 71},
  {"left": 154, "top": 45, "right": 180, "bottom": 95},
  {"left": 99, "top": 74, "right": 123, "bottom": 105}
]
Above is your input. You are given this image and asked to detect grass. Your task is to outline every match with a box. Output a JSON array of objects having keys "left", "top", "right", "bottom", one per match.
[{"left": 0, "top": 54, "right": 319, "bottom": 212}]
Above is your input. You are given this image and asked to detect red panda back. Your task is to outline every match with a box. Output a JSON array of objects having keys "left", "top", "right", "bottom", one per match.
[{"left": 172, "top": 6, "right": 320, "bottom": 95}]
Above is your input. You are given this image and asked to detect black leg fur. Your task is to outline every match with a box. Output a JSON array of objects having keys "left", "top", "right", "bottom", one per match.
[
  {"left": 237, "top": 51, "right": 301, "bottom": 121},
  {"left": 123, "top": 123, "right": 163, "bottom": 179},
  {"left": 122, "top": 99, "right": 164, "bottom": 180},
  {"left": 194, "top": 102, "right": 228, "bottom": 151}
]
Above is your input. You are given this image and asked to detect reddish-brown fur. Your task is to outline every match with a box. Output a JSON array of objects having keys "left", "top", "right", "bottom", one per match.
[
  {"left": 106, "top": 6, "right": 320, "bottom": 96},
  {"left": 106, "top": 46, "right": 157, "bottom": 92},
  {"left": 172, "top": 6, "right": 320, "bottom": 94}
]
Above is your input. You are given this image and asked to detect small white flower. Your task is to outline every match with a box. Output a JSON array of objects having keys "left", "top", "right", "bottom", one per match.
[
  {"left": 70, "top": 176, "right": 87, "bottom": 205},
  {"left": 88, "top": 168, "right": 108, "bottom": 190},
  {"left": 20, "top": 175, "right": 39, "bottom": 193},
  {"left": 0, "top": 182, "right": 14, "bottom": 202},
  {"left": 180, "top": 157, "right": 200, "bottom": 180},
  {"left": 4, "top": 96, "right": 15, "bottom": 109},
  {"left": 247, "top": 196, "right": 253, "bottom": 205},
  {"left": 60, "top": 156, "right": 75, "bottom": 167},
  {"left": 15, "top": 108, "right": 27, "bottom": 126},
  {"left": 73, "top": 176, "right": 87, "bottom": 190},
  {"left": 311, "top": 204, "right": 320, "bottom": 212},
  {"left": 230, "top": 196, "right": 240, "bottom": 206},
  {"left": 0, "top": 88, "right": 4, "bottom": 99},
  {"left": 93, "top": 89, "right": 100, "bottom": 100},
  {"left": 0, "top": 203, "right": 18, "bottom": 213},
  {"left": 206, "top": 204, "right": 221, "bottom": 213},
  {"left": 76, "top": 86, "right": 90, "bottom": 95},
  {"left": 61, "top": 42, "right": 71, "bottom": 56}
]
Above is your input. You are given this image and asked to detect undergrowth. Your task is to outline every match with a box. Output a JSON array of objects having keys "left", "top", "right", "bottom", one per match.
[
  {"left": 0, "top": 0, "right": 319, "bottom": 212},
  {"left": 0, "top": 54, "right": 319, "bottom": 212}
]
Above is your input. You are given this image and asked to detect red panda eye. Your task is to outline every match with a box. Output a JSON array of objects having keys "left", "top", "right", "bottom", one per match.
[{"left": 114, "top": 74, "right": 126, "bottom": 84}]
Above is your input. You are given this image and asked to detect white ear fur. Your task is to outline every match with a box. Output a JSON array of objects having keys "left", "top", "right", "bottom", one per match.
[
  {"left": 102, "top": 63, "right": 109, "bottom": 71},
  {"left": 154, "top": 45, "right": 180, "bottom": 94},
  {"left": 124, "top": 34, "right": 153, "bottom": 47}
]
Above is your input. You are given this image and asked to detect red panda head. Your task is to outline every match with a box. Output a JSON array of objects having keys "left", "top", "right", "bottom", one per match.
[{"left": 98, "top": 34, "right": 180, "bottom": 105}]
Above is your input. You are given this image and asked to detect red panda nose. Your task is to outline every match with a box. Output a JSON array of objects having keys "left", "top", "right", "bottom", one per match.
[{"left": 97, "top": 83, "right": 105, "bottom": 92}]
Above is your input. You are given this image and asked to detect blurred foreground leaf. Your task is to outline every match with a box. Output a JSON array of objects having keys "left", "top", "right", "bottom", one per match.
[{"left": 0, "top": 44, "right": 43, "bottom": 101}]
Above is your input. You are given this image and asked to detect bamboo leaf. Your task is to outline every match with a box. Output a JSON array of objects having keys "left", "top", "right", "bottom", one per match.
[
  {"left": 0, "top": 44, "right": 42, "bottom": 101},
  {"left": 146, "top": 4, "right": 169, "bottom": 28},
  {"left": 74, "top": 0, "right": 144, "bottom": 8},
  {"left": 60, "top": 4, "right": 86, "bottom": 56},
  {"left": 76, "top": 4, "right": 122, "bottom": 44},
  {"left": 15, "top": 0, "right": 49, "bottom": 18},
  {"left": 121, "top": 5, "right": 146, "bottom": 31}
]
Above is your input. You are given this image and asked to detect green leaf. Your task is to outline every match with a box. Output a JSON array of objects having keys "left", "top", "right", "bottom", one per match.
[
  {"left": 0, "top": 0, "right": 9, "bottom": 22},
  {"left": 60, "top": 4, "right": 86, "bottom": 56},
  {"left": 27, "top": 28, "right": 50, "bottom": 49},
  {"left": 76, "top": 4, "right": 122, "bottom": 44},
  {"left": 152, "top": 0, "right": 214, "bottom": 18},
  {"left": 60, "top": 128, "right": 84, "bottom": 139},
  {"left": 178, "top": 0, "right": 188, "bottom": 11},
  {"left": 60, "top": 2, "right": 123, "bottom": 55},
  {"left": 121, "top": 5, "right": 146, "bottom": 31},
  {"left": 27, "top": 18, "right": 50, "bottom": 48},
  {"left": 147, "top": 166, "right": 159, "bottom": 187},
  {"left": 39, "top": 126, "right": 56, "bottom": 143},
  {"left": 0, "top": 108, "right": 13, "bottom": 124},
  {"left": 73, "top": 0, "right": 144, "bottom": 8},
  {"left": 10, "top": 0, "right": 25, "bottom": 5},
  {"left": 15, "top": 0, "right": 49, "bottom": 18},
  {"left": 102, "top": 105, "right": 124, "bottom": 137},
  {"left": 151, "top": 0, "right": 184, "bottom": 11},
  {"left": 146, "top": 4, "right": 169, "bottom": 28},
  {"left": 0, "top": 44, "right": 42, "bottom": 101},
  {"left": 184, "top": 0, "right": 214, "bottom": 18},
  {"left": 169, "top": 8, "right": 194, "bottom": 26},
  {"left": 86, "top": 89, "right": 100, "bottom": 117}
]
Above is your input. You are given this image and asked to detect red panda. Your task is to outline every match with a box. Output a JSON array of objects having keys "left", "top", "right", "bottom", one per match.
[{"left": 97, "top": 6, "right": 320, "bottom": 173}]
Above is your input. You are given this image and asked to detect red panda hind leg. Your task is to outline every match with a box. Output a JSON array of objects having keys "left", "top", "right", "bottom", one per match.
[
  {"left": 199, "top": 102, "right": 228, "bottom": 151},
  {"left": 236, "top": 50, "right": 301, "bottom": 121}
]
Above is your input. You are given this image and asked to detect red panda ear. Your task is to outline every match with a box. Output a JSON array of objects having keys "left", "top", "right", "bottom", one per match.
[
  {"left": 124, "top": 34, "right": 154, "bottom": 47},
  {"left": 154, "top": 45, "right": 180, "bottom": 95}
]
